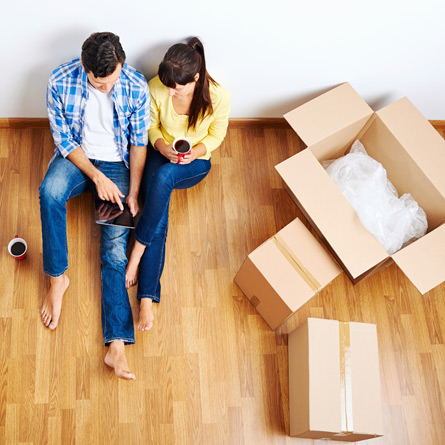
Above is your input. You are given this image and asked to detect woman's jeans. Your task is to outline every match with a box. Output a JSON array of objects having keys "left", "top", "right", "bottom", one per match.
[
  {"left": 39, "top": 156, "right": 134, "bottom": 345},
  {"left": 135, "top": 145, "right": 211, "bottom": 302}
]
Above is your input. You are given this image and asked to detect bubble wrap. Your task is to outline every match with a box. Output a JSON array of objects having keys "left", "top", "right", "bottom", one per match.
[{"left": 324, "top": 140, "right": 428, "bottom": 254}]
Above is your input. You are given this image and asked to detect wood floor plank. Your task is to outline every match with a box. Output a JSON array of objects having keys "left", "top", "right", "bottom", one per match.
[
  {"left": 0, "top": 359, "right": 8, "bottom": 430},
  {"left": 61, "top": 408, "right": 76, "bottom": 445},
  {"left": 4, "top": 403, "right": 19, "bottom": 444}
]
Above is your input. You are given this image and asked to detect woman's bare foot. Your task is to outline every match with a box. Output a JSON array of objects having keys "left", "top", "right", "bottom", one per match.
[
  {"left": 138, "top": 298, "right": 154, "bottom": 331},
  {"left": 104, "top": 340, "right": 136, "bottom": 380},
  {"left": 41, "top": 274, "right": 70, "bottom": 330},
  {"left": 126, "top": 240, "right": 147, "bottom": 288}
]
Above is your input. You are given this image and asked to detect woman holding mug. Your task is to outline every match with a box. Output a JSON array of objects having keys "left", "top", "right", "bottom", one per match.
[{"left": 126, "top": 37, "right": 231, "bottom": 330}]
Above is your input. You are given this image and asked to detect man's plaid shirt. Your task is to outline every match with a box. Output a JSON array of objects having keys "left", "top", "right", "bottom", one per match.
[{"left": 47, "top": 58, "right": 150, "bottom": 168}]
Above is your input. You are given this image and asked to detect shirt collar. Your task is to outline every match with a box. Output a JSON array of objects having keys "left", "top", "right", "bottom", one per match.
[
  {"left": 80, "top": 62, "right": 89, "bottom": 99},
  {"left": 111, "top": 64, "right": 124, "bottom": 102}
]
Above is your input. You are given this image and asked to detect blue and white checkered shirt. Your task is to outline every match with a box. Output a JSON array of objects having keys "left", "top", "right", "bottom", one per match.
[{"left": 47, "top": 58, "right": 150, "bottom": 168}]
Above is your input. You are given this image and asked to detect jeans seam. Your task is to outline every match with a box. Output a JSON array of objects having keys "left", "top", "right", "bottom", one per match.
[
  {"left": 174, "top": 169, "right": 210, "bottom": 187},
  {"left": 66, "top": 179, "right": 89, "bottom": 200},
  {"left": 154, "top": 235, "right": 165, "bottom": 297},
  {"left": 101, "top": 268, "right": 108, "bottom": 339}
]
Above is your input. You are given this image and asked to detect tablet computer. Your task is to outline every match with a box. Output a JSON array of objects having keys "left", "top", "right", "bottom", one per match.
[{"left": 94, "top": 199, "right": 135, "bottom": 229}]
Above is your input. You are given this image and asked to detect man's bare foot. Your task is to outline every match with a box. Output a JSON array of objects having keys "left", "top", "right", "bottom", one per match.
[
  {"left": 125, "top": 240, "right": 147, "bottom": 288},
  {"left": 138, "top": 298, "right": 154, "bottom": 331},
  {"left": 104, "top": 340, "right": 136, "bottom": 381},
  {"left": 40, "top": 274, "right": 70, "bottom": 330}
]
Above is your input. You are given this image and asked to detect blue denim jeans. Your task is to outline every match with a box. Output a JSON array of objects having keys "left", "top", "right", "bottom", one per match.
[
  {"left": 135, "top": 145, "right": 211, "bottom": 302},
  {"left": 39, "top": 156, "right": 134, "bottom": 345}
]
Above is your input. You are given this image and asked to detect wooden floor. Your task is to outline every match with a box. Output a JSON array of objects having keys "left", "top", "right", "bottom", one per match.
[{"left": 0, "top": 123, "right": 444, "bottom": 445}]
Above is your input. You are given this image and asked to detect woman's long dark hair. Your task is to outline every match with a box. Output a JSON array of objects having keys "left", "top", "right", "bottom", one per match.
[{"left": 158, "top": 37, "right": 217, "bottom": 130}]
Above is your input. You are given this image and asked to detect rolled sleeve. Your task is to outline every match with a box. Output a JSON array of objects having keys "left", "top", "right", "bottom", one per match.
[
  {"left": 47, "top": 81, "right": 79, "bottom": 157},
  {"left": 128, "top": 83, "right": 151, "bottom": 147}
]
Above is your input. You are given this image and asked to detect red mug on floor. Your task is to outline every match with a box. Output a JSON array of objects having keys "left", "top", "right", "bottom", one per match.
[
  {"left": 8, "top": 235, "right": 27, "bottom": 260},
  {"left": 172, "top": 137, "right": 192, "bottom": 163}
]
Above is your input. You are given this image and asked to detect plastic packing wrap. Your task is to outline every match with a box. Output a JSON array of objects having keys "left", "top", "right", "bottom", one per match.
[{"left": 323, "top": 140, "right": 428, "bottom": 255}]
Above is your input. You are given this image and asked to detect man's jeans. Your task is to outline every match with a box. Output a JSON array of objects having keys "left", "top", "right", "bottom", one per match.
[
  {"left": 135, "top": 145, "right": 211, "bottom": 302},
  {"left": 39, "top": 156, "right": 134, "bottom": 345}
]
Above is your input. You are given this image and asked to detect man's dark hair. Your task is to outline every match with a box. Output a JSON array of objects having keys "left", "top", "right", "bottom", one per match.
[{"left": 81, "top": 32, "right": 126, "bottom": 78}]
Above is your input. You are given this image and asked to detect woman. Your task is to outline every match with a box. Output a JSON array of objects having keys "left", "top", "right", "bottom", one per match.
[{"left": 125, "top": 37, "right": 231, "bottom": 330}]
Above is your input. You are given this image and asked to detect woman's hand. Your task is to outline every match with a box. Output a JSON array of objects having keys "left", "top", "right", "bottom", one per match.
[
  {"left": 179, "top": 149, "right": 198, "bottom": 164},
  {"left": 157, "top": 142, "right": 180, "bottom": 163},
  {"left": 180, "top": 143, "right": 207, "bottom": 164}
]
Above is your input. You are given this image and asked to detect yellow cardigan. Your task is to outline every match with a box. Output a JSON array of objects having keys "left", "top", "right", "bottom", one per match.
[{"left": 147, "top": 75, "right": 231, "bottom": 160}]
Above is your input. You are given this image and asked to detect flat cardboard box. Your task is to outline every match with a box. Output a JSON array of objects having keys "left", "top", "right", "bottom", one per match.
[
  {"left": 234, "top": 218, "right": 341, "bottom": 330},
  {"left": 288, "top": 318, "right": 383, "bottom": 441},
  {"left": 276, "top": 83, "right": 445, "bottom": 294}
]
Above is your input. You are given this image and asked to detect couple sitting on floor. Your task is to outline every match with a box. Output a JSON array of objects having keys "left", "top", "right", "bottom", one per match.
[{"left": 39, "top": 32, "right": 230, "bottom": 380}]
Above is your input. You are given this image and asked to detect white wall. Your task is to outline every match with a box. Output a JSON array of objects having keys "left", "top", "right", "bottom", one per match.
[{"left": 3, "top": 0, "right": 445, "bottom": 118}]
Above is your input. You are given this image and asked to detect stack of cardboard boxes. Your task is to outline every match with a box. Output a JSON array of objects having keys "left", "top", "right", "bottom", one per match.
[{"left": 235, "top": 83, "right": 445, "bottom": 440}]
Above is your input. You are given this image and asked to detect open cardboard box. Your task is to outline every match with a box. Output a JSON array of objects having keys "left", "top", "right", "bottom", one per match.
[
  {"left": 234, "top": 218, "right": 341, "bottom": 330},
  {"left": 276, "top": 83, "right": 445, "bottom": 294},
  {"left": 289, "top": 318, "right": 383, "bottom": 441}
]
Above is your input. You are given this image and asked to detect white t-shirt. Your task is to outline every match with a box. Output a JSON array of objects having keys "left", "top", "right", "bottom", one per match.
[{"left": 81, "top": 83, "right": 123, "bottom": 162}]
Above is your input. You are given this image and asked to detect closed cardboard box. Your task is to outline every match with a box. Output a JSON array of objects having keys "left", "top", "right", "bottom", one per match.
[
  {"left": 234, "top": 218, "right": 341, "bottom": 330},
  {"left": 289, "top": 318, "right": 383, "bottom": 441}
]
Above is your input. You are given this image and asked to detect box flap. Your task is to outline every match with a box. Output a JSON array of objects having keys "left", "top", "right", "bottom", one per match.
[
  {"left": 307, "top": 114, "right": 373, "bottom": 162},
  {"left": 360, "top": 114, "right": 445, "bottom": 231},
  {"left": 284, "top": 83, "right": 373, "bottom": 148},
  {"left": 276, "top": 219, "right": 342, "bottom": 288},
  {"left": 391, "top": 224, "right": 445, "bottom": 294},
  {"left": 376, "top": 98, "right": 445, "bottom": 197},
  {"left": 276, "top": 150, "right": 388, "bottom": 279}
]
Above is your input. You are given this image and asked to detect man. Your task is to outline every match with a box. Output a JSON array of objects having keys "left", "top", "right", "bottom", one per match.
[{"left": 39, "top": 32, "right": 150, "bottom": 380}]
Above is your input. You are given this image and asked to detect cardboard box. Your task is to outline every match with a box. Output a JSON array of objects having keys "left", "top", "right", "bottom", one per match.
[
  {"left": 275, "top": 82, "right": 445, "bottom": 294},
  {"left": 289, "top": 318, "right": 383, "bottom": 441},
  {"left": 234, "top": 218, "right": 341, "bottom": 330}
]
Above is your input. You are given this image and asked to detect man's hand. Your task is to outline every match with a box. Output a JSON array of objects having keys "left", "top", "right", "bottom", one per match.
[
  {"left": 93, "top": 171, "right": 125, "bottom": 210},
  {"left": 126, "top": 192, "right": 139, "bottom": 217}
]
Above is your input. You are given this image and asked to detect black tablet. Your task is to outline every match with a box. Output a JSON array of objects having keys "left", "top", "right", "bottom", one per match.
[{"left": 94, "top": 199, "right": 135, "bottom": 229}]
